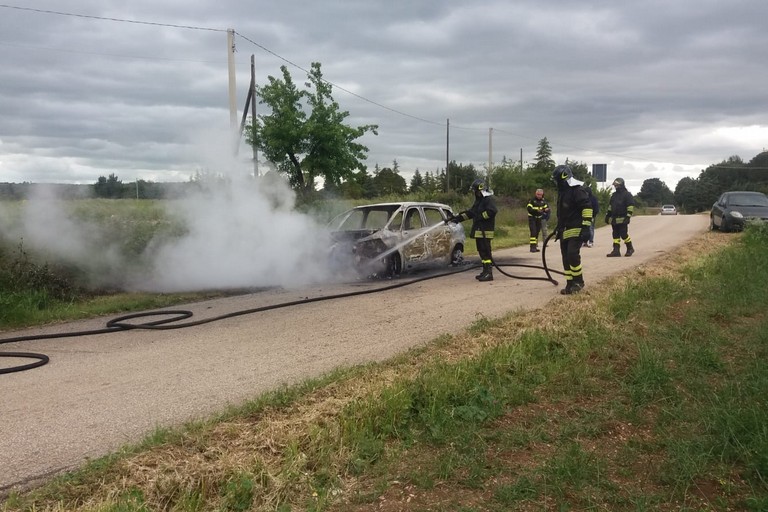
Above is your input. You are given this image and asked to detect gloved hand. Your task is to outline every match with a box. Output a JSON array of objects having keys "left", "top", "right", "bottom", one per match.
[
  {"left": 580, "top": 226, "right": 591, "bottom": 243},
  {"left": 604, "top": 214, "right": 611, "bottom": 225},
  {"left": 624, "top": 216, "right": 631, "bottom": 225},
  {"left": 446, "top": 214, "right": 460, "bottom": 224},
  {"left": 554, "top": 228, "right": 563, "bottom": 241}
]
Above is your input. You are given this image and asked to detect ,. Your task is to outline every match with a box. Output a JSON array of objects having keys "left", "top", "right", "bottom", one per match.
[
  {"left": 710, "top": 191, "right": 768, "bottom": 232},
  {"left": 328, "top": 202, "right": 466, "bottom": 278},
  {"left": 660, "top": 204, "right": 677, "bottom": 215}
]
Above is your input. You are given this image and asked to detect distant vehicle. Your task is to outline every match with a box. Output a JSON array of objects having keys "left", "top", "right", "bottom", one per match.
[
  {"left": 710, "top": 191, "right": 768, "bottom": 232},
  {"left": 660, "top": 204, "right": 678, "bottom": 215},
  {"left": 328, "top": 202, "right": 465, "bottom": 278}
]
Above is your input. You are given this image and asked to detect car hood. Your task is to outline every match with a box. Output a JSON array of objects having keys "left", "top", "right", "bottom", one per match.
[
  {"left": 730, "top": 206, "right": 768, "bottom": 219},
  {"left": 330, "top": 229, "right": 380, "bottom": 243}
]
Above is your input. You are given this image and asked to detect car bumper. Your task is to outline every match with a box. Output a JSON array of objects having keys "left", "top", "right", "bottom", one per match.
[{"left": 726, "top": 216, "right": 746, "bottom": 230}]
